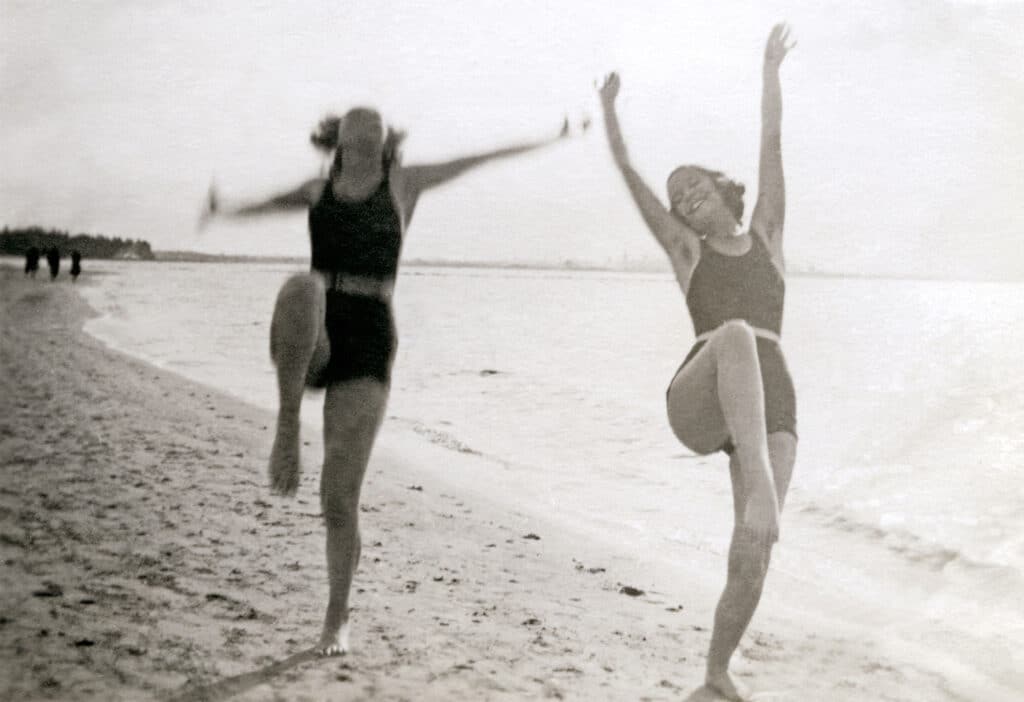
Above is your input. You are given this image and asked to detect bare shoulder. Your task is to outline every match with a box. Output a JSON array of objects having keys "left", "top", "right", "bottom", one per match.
[
  {"left": 750, "top": 218, "right": 785, "bottom": 274},
  {"left": 392, "top": 162, "right": 430, "bottom": 196},
  {"left": 389, "top": 163, "right": 420, "bottom": 210},
  {"left": 659, "top": 218, "right": 701, "bottom": 276},
  {"left": 668, "top": 239, "right": 701, "bottom": 295},
  {"left": 389, "top": 161, "right": 410, "bottom": 191},
  {"left": 302, "top": 178, "right": 328, "bottom": 204},
  {"left": 644, "top": 214, "right": 701, "bottom": 293}
]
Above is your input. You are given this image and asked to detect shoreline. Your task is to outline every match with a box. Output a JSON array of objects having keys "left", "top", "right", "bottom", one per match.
[
  {"left": 0, "top": 268, "right": 1009, "bottom": 701},
  {"left": 6, "top": 255, "right": 1021, "bottom": 285}
]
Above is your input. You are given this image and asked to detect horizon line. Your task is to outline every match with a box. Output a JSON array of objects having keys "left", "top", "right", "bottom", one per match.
[{"left": 146, "top": 251, "right": 1024, "bottom": 284}]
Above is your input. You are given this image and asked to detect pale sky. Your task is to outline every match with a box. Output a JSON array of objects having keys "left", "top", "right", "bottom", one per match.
[{"left": 2, "top": 0, "right": 1023, "bottom": 279}]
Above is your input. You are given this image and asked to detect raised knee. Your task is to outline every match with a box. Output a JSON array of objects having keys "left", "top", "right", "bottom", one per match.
[
  {"left": 710, "top": 319, "right": 757, "bottom": 354},
  {"left": 277, "top": 273, "right": 323, "bottom": 307},
  {"left": 271, "top": 274, "right": 324, "bottom": 359},
  {"left": 715, "top": 319, "right": 755, "bottom": 342}
]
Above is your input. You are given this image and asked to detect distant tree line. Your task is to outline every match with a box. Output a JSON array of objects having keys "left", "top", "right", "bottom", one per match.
[{"left": 0, "top": 226, "right": 154, "bottom": 260}]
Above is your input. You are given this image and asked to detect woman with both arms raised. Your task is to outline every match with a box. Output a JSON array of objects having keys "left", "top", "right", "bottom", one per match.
[
  {"left": 203, "top": 107, "right": 571, "bottom": 655},
  {"left": 599, "top": 24, "right": 797, "bottom": 700}
]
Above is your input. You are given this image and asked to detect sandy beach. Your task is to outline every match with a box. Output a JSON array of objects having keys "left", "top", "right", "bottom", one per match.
[{"left": 0, "top": 268, "right": 984, "bottom": 701}]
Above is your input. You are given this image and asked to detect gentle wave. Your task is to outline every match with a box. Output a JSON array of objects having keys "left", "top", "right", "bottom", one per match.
[
  {"left": 63, "top": 258, "right": 1024, "bottom": 693},
  {"left": 73, "top": 260, "right": 1024, "bottom": 570}
]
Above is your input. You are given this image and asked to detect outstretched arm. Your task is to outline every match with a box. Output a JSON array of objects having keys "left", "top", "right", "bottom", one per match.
[
  {"left": 751, "top": 24, "right": 795, "bottom": 263},
  {"left": 598, "top": 73, "right": 697, "bottom": 271},
  {"left": 400, "top": 119, "right": 570, "bottom": 198},
  {"left": 198, "top": 179, "right": 324, "bottom": 230}
]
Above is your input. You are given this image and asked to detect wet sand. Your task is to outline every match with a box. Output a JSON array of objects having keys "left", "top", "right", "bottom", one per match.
[{"left": 0, "top": 268, "right": 966, "bottom": 701}]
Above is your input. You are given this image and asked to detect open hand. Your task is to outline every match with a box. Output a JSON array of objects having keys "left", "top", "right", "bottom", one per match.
[
  {"left": 557, "top": 114, "right": 594, "bottom": 139},
  {"left": 598, "top": 72, "right": 620, "bottom": 107},
  {"left": 765, "top": 23, "right": 796, "bottom": 68}
]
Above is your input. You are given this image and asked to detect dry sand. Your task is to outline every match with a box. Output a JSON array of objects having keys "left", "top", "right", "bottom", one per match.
[{"left": 0, "top": 269, "right": 968, "bottom": 701}]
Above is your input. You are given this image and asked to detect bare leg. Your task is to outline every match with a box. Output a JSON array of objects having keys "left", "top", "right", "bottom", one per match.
[
  {"left": 268, "top": 273, "right": 328, "bottom": 496},
  {"left": 710, "top": 322, "right": 780, "bottom": 543},
  {"left": 317, "top": 378, "right": 389, "bottom": 655},
  {"left": 668, "top": 320, "right": 780, "bottom": 540},
  {"left": 706, "top": 432, "right": 797, "bottom": 700}
]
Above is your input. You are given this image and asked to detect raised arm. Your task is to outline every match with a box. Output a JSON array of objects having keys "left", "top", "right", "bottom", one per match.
[
  {"left": 598, "top": 73, "right": 698, "bottom": 273},
  {"left": 400, "top": 119, "right": 570, "bottom": 199},
  {"left": 750, "top": 24, "right": 795, "bottom": 263},
  {"left": 198, "top": 178, "right": 324, "bottom": 230}
]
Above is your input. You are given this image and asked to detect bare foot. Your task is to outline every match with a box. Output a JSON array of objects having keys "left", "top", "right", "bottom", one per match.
[
  {"left": 268, "top": 418, "right": 300, "bottom": 496},
  {"left": 705, "top": 669, "right": 750, "bottom": 701},
  {"left": 318, "top": 620, "right": 350, "bottom": 656}
]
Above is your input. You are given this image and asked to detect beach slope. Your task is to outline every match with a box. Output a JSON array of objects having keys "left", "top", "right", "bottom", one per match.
[{"left": 0, "top": 269, "right": 960, "bottom": 701}]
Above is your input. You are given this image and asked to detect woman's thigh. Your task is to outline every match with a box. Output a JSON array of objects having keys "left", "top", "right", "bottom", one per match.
[
  {"left": 320, "top": 378, "right": 389, "bottom": 492},
  {"left": 281, "top": 274, "right": 328, "bottom": 387},
  {"left": 666, "top": 341, "right": 730, "bottom": 455}
]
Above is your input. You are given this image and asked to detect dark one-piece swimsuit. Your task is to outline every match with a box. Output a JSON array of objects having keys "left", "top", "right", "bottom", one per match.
[
  {"left": 668, "top": 231, "right": 797, "bottom": 454},
  {"left": 306, "top": 167, "right": 403, "bottom": 387}
]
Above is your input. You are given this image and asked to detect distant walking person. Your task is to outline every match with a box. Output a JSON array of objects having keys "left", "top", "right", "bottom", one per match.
[
  {"left": 70, "top": 251, "right": 82, "bottom": 282},
  {"left": 24, "top": 246, "right": 40, "bottom": 278},
  {"left": 599, "top": 24, "right": 797, "bottom": 701},
  {"left": 203, "top": 107, "right": 573, "bottom": 655},
  {"left": 45, "top": 247, "right": 60, "bottom": 280}
]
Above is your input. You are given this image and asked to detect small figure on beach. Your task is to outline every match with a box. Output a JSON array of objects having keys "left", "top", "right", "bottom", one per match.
[
  {"left": 24, "top": 246, "right": 40, "bottom": 278},
  {"left": 45, "top": 247, "right": 60, "bottom": 280},
  {"left": 70, "top": 250, "right": 82, "bottom": 282},
  {"left": 204, "top": 107, "right": 574, "bottom": 655},
  {"left": 599, "top": 24, "right": 797, "bottom": 701}
]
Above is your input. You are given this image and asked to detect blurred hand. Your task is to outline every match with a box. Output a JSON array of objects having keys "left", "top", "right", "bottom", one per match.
[
  {"left": 196, "top": 182, "right": 218, "bottom": 233},
  {"left": 559, "top": 116, "right": 570, "bottom": 139},
  {"left": 764, "top": 23, "right": 796, "bottom": 69},
  {"left": 598, "top": 72, "right": 621, "bottom": 108}
]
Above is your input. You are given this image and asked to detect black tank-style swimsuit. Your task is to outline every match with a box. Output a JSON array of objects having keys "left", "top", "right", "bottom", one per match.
[
  {"left": 306, "top": 168, "right": 403, "bottom": 386},
  {"left": 668, "top": 231, "right": 797, "bottom": 454}
]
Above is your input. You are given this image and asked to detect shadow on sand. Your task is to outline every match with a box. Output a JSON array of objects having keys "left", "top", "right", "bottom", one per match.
[
  {"left": 683, "top": 683, "right": 792, "bottom": 701},
  {"left": 165, "top": 648, "right": 321, "bottom": 702},
  {"left": 684, "top": 684, "right": 727, "bottom": 701}
]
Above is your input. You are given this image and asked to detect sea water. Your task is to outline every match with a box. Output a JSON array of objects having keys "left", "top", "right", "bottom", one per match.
[{"left": 53, "top": 258, "right": 1024, "bottom": 696}]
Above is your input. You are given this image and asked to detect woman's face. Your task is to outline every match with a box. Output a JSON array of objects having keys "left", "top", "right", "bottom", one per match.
[
  {"left": 667, "top": 167, "right": 723, "bottom": 230},
  {"left": 339, "top": 113, "right": 384, "bottom": 164}
]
